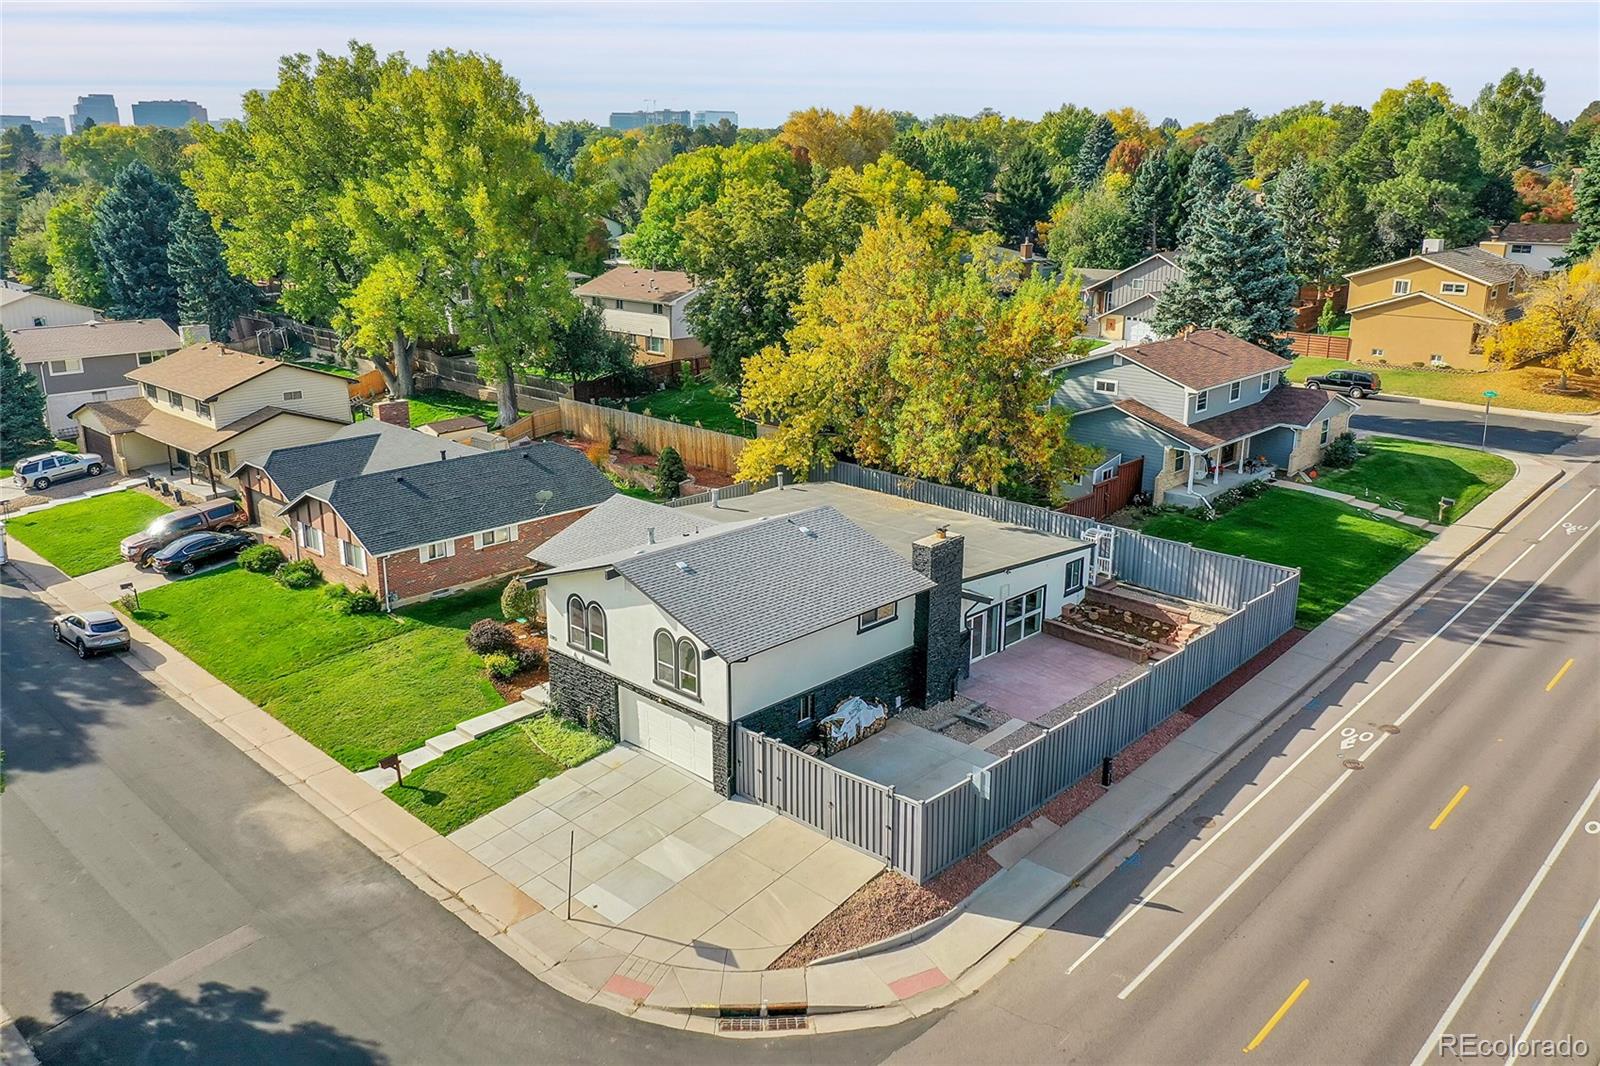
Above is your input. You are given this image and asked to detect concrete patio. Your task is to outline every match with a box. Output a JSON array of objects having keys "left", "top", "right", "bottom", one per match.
[
  {"left": 961, "top": 635, "right": 1138, "bottom": 722},
  {"left": 450, "top": 745, "right": 884, "bottom": 970},
  {"left": 826, "top": 719, "right": 994, "bottom": 800}
]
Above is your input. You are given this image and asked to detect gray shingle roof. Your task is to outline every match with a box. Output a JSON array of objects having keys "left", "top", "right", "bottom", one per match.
[
  {"left": 242, "top": 419, "right": 475, "bottom": 500},
  {"left": 306, "top": 441, "right": 617, "bottom": 556},
  {"left": 1420, "top": 246, "right": 1525, "bottom": 284},
  {"left": 527, "top": 495, "right": 724, "bottom": 569},
  {"left": 606, "top": 506, "right": 934, "bottom": 662}
]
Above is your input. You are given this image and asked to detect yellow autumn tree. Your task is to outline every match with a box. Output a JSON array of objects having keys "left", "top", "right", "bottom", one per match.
[
  {"left": 776, "top": 106, "right": 896, "bottom": 171},
  {"left": 738, "top": 208, "right": 1097, "bottom": 499},
  {"left": 1482, "top": 253, "right": 1600, "bottom": 391}
]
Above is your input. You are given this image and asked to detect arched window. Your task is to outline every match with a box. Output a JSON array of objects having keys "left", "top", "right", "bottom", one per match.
[
  {"left": 654, "top": 630, "right": 675, "bottom": 685},
  {"left": 677, "top": 638, "right": 699, "bottom": 696},
  {"left": 566, "top": 595, "right": 587, "bottom": 648},
  {"left": 586, "top": 603, "right": 607, "bottom": 656}
]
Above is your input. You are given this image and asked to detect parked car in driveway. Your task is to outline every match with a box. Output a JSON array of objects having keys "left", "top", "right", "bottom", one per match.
[
  {"left": 12, "top": 450, "right": 104, "bottom": 490},
  {"left": 148, "top": 530, "right": 255, "bottom": 575},
  {"left": 120, "top": 499, "right": 246, "bottom": 567},
  {"left": 51, "top": 610, "right": 131, "bottom": 658},
  {"left": 1302, "top": 368, "right": 1381, "bottom": 399}
]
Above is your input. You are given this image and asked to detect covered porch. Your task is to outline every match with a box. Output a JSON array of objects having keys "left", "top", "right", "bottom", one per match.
[{"left": 1163, "top": 430, "right": 1281, "bottom": 509}]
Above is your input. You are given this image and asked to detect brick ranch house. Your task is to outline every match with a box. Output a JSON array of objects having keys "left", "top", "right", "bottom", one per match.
[{"left": 233, "top": 420, "right": 616, "bottom": 607}]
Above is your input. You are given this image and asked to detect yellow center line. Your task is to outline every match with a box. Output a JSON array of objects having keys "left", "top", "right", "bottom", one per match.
[
  {"left": 1546, "top": 659, "right": 1575, "bottom": 692},
  {"left": 1429, "top": 785, "right": 1471, "bottom": 831},
  {"left": 1244, "top": 978, "right": 1310, "bottom": 1054}
]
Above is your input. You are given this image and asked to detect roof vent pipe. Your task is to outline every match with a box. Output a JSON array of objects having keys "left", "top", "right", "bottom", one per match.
[
  {"left": 647, "top": 526, "right": 656, "bottom": 544},
  {"left": 440, "top": 450, "right": 447, "bottom": 461},
  {"left": 710, "top": 487, "right": 721, "bottom": 508},
  {"left": 778, "top": 471, "right": 786, "bottom": 490}
]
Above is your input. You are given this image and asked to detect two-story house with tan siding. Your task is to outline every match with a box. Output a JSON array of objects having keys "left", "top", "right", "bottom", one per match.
[
  {"left": 69, "top": 342, "right": 353, "bottom": 492},
  {"left": 572, "top": 266, "right": 705, "bottom": 365},
  {"left": 1345, "top": 242, "right": 1528, "bottom": 370}
]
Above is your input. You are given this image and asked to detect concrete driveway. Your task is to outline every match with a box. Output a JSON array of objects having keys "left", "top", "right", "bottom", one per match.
[
  {"left": 0, "top": 470, "right": 137, "bottom": 512},
  {"left": 826, "top": 719, "right": 993, "bottom": 800},
  {"left": 450, "top": 745, "right": 884, "bottom": 970}
]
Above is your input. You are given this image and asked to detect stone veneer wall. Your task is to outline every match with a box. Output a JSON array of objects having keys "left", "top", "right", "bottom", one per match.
[
  {"left": 912, "top": 533, "right": 968, "bottom": 706},
  {"left": 737, "top": 646, "right": 920, "bottom": 751}
]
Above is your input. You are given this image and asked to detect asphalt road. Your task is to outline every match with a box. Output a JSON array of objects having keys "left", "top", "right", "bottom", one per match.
[
  {"left": 0, "top": 577, "right": 929, "bottom": 1064},
  {"left": 884, "top": 468, "right": 1600, "bottom": 1064},
  {"left": 1350, "top": 394, "right": 1597, "bottom": 459}
]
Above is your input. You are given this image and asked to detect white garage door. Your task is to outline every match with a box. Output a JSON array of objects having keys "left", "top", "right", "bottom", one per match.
[{"left": 619, "top": 690, "right": 714, "bottom": 782}]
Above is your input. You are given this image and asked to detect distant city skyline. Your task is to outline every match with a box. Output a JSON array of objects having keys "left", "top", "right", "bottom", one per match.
[{"left": 2, "top": 2, "right": 1595, "bottom": 130}]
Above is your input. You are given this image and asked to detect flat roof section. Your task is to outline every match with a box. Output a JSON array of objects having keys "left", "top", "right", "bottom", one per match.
[{"left": 676, "top": 481, "right": 1088, "bottom": 580}]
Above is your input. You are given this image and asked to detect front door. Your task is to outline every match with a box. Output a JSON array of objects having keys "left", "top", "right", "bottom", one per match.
[
  {"left": 968, "top": 604, "right": 1001, "bottom": 664},
  {"left": 1220, "top": 441, "right": 1239, "bottom": 466}
]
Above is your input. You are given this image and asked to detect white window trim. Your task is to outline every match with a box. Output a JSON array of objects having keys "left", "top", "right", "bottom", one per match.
[
  {"left": 339, "top": 538, "right": 367, "bottom": 574},
  {"left": 47, "top": 357, "right": 84, "bottom": 375},
  {"left": 282, "top": 390, "right": 303, "bottom": 401},
  {"left": 645, "top": 335, "right": 665, "bottom": 354},
  {"left": 474, "top": 525, "right": 518, "bottom": 549},
  {"left": 1229, "top": 380, "right": 1241, "bottom": 402},
  {"left": 1259, "top": 374, "right": 1271, "bottom": 394},
  {"left": 1093, "top": 378, "right": 1118, "bottom": 395},
  {"left": 419, "top": 539, "right": 455, "bottom": 563},
  {"left": 1440, "top": 281, "right": 1468, "bottom": 295},
  {"left": 298, "top": 522, "right": 324, "bottom": 555},
  {"left": 1510, "top": 243, "right": 1533, "bottom": 254},
  {"left": 1195, "top": 389, "right": 1209, "bottom": 413},
  {"left": 1370, "top": 347, "right": 1385, "bottom": 357},
  {"left": 1392, "top": 279, "right": 1411, "bottom": 295}
]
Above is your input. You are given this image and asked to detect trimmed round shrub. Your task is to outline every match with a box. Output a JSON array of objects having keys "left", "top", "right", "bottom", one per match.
[
  {"left": 466, "top": 618, "right": 516, "bottom": 655},
  {"left": 343, "top": 587, "right": 381, "bottom": 614},
  {"left": 501, "top": 577, "right": 536, "bottom": 622},
  {"left": 238, "top": 543, "right": 287, "bottom": 574},
  {"left": 1321, "top": 431, "right": 1361, "bottom": 469},
  {"left": 483, "top": 652, "right": 519, "bottom": 680},
  {"left": 275, "top": 558, "right": 324, "bottom": 590},
  {"left": 513, "top": 646, "right": 545, "bottom": 673}
]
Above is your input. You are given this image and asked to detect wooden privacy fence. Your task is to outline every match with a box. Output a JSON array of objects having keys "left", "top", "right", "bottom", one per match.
[
  {"left": 499, "top": 403, "right": 564, "bottom": 442},
  {"left": 1059, "top": 457, "right": 1144, "bottom": 521},
  {"left": 1279, "top": 332, "right": 1352, "bottom": 360},
  {"left": 555, "top": 398, "right": 748, "bottom": 473}
]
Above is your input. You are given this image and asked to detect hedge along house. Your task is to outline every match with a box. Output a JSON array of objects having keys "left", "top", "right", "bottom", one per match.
[
  {"left": 1052, "top": 330, "right": 1358, "bottom": 508},
  {"left": 237, "top": 430, "right": 616, "bottom": 607},
  {"left": 528, "top": 484, "right": 1096, "bottom": 793}
]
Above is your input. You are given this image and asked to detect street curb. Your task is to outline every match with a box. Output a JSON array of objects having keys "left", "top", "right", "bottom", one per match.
[{"left": 1357, "top": 391, "right": 1599, "bottom": 423}]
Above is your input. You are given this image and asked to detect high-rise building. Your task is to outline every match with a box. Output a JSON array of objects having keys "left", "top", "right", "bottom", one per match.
[
  {"left": 692, "top": 110, "right": 738, "bottom": 129},
  {"left": 609, "top": 109, "right": 691, "bottom": 132},
  {"left": 69, "top": 94, "right": 119, "bottom": 132},
  {"left": 131, "top": 99, "right": 209, "bottom": 128},
  {"left": 1, "top": 114, "right": 67, "bottom": 137}
]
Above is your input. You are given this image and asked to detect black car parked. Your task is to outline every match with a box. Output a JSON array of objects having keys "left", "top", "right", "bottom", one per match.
[
  {"left": 1302, "top": 368, "right": 1381, "bottom": 399},
  {"left": 149, "top": 530, "right": 256, "bottom": 576}
]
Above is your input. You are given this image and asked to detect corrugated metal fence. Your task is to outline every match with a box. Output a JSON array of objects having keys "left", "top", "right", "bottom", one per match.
[{"left": 722, "top": 461, "right": 1301, "bottom": 882}]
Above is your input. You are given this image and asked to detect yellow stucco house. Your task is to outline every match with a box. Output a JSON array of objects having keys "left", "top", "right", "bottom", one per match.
[{"left": 1345, "top": 242, "right": 1527, "bottom": 371}]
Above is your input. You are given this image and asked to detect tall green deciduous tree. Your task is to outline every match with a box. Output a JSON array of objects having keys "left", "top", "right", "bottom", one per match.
[
  {"left": 1177, "top": 143, "right": 1235, "bottom": 243},
  {"left": 189, "top": 44, "right": 430, "bottom": 396},
  {"left": 1267, "top": 160, "right": 1329, "bottom": 284},
  {"left": 1153, "top": 185, "right": 1298, "bottom": 354},
  {"left": 1047, "top": 184, "right": 1140, "bottom": 270},
  {"left": 44, "top": 190, "right": 108, "bottom": 308},
  {"left": 1469, "top": 68, "right": 1559, "bottom": 177},
  {"left": 1559, "top": 139, "right": 1600, "bottom": 267},
  {"left": 1071, "top": 116, "right": 1116, "bottom": 190},
  {"left": 90, "top": 162, "right": 179, "bottom": 322},
  {"left": 1127, "top": 149, "right": 1178, "bottom": 252},
  {"left": 903, "top": 127, "right": 996, "bottom": 229},
  {"left": 168, "top": 193, "right": 257, "bottom": 339},
  {"left": 992, "top": 141, "right": 1055, "bottom": 243},
  {"left": 625, "top": 142, "right": 803, "bottom": 268},
  {"left": 0, "top": 332, "right": 49, "bottom": 460},
  {"left": 538, "top": 303, "right": 641, "bottom": 386},
  {"left": 1321, "top": 163, "right": 1379, "bottom": 275},
  {"left": 1369, "top": 111, "right": 1490, "bottom": 258},
  {"left": 1031, "top": 103, "right": 1097, "bottom": 186}
]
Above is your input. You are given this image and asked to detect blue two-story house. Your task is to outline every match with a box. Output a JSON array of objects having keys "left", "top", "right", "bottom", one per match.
[{"left": 1054, "top": 330, "right": 1358, "bottom": 508}]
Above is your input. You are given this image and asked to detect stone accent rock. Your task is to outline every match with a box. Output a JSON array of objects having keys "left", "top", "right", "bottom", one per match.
[{"left": 547, "top": 648, "right": 620, "bottom": 740}]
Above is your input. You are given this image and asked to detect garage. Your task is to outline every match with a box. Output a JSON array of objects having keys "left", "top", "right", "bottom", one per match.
[
  {"left": 619, "top": 689, "right": 714, "bottom": 782},
  {"left": 81, "top": 426, "right": 114, "bottom": 463}
]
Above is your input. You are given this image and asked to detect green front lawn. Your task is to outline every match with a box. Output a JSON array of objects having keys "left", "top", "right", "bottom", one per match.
[
  {"left": 1140, "top": 489, "right": 1432, "bottom": 628},
  {"left": 128, "top": 570, "right": 504, "bottom": 769},
  {"left": 627, "top": 376, "right": 753, "bottom": 438},
  {"left": 297, "top": 360, "right": 357, "bottom": 379},
  {"left": 1286, "top": 357, "right": 1600, "bottom": 414},
  {"left": 384, "top": 716, "right": 612, "bottom": 834},
  {"left": 1317, "top": 437, "right": 1514, "bottom": 524},
  {"left": 6, "top": 490, "right": 171, "bottom": 576}
]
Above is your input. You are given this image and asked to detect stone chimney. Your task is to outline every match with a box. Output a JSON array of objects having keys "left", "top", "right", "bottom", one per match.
[
  {"left": 373, "top": 399, "right": 411, "bottom": 426},
  {"left": 912, "top": 529, "right": 967, "bottom": 707}
]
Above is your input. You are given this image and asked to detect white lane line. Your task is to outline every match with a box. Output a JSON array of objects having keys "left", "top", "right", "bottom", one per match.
[
  {"left": 1536, "top": 488, "right": 1596, "bottom": 541},
  {"left": 1407, "top": 776, "right": 1600, "bottom": 1066},
  {"left": 1063, "top": 504, "right": 1577, "bottom": 976},
  {"left": 1117, "top": 520, "right": 1600, "bottom": 1000},
  {"left": 1505, "top": 891, "right": 1600, "bottom": 1066}
]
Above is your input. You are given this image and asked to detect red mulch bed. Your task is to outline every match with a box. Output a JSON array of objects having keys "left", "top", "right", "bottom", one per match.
[
  {"left": 489, "top": 623, "right": 549, "bottom": 702},
  {"left": 545, "top": 434, "right": 735, "bottom": 493}
]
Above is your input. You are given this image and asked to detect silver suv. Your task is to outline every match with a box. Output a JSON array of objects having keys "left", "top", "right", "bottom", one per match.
[{"left": 12, "top": 450, "right": 105, "bottom": 490}]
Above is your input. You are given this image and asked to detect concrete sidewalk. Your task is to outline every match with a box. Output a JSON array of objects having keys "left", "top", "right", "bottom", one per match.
[{"left": 0, "top": 445, "right": 1560, "bottom": 1036}]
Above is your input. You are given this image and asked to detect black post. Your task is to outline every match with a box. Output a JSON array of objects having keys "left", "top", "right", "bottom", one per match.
[{"left": 1101, "top": 755, "right": 1114, "bottom": 787}]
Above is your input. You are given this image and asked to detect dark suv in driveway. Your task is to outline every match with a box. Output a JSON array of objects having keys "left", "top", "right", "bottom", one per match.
[
  {"left": 120, "top": 499, "right": 246, "bottom": 567},
  {"left": 1302, "top": 368, "right": 1381, "bottom": 399}
]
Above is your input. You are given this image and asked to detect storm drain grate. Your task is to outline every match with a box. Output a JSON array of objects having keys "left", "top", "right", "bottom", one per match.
[{"left": 718, "top": 1015, "right": 809, "bottom": 1033}]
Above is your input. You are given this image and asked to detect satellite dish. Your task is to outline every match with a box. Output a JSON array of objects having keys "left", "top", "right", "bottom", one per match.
[{"left": 535, "top": 489, "right": 554, "bottom": 503}]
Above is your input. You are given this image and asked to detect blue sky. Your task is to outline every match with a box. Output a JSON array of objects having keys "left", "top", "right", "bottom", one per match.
[{"left": 3, "top": 2, "right": 1596, "bottom": 127}]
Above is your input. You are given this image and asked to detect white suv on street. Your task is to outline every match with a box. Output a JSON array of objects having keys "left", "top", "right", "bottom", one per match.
[{"left": 12, "top": 450, "right": 105, "bottom": 490}]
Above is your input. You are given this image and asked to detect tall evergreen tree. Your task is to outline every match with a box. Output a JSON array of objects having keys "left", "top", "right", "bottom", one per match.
[
  {"left": 168, "top": 193, "right": 257, "bottom": 340},
  {"left": 90, "top": 161, "right": 179, "bottom": 322},
  {"left": 0, "top": 331, "right": 49, "bottom": 460},
  {"left": 1267, "top": 160, "right": 1329, "bottom": 284},
  {"left": 1071, "top": 116, "right": 1116, "bottom": 190},
  {"left": 1558, "top": 139, "right": 1600, "bottom": 267},
  {"left": 992, "top": 142, "right": 1056, "bottom": 243},
  {"left": 1177, "top": 143, "right": 1235, "bottom": 243},
  {"left": 1321, "top": 164, "right": 1379, "bottom": 275},
  {"left": 1127, "top": 149, "right": 1177, "bottom": 252},
  {"left": 1152, "top": 185, "right": 1298, "bottom": 355}
]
